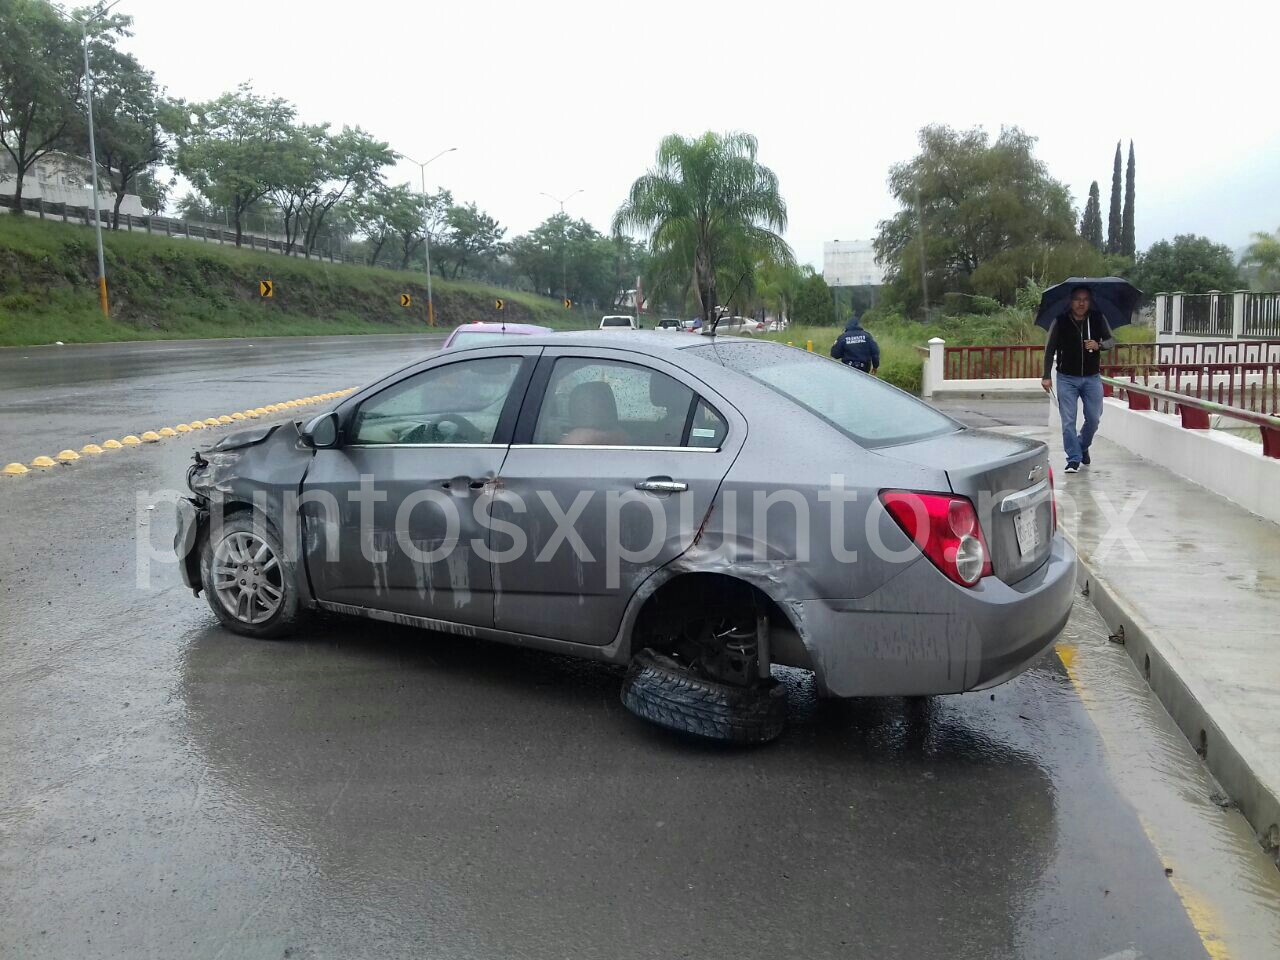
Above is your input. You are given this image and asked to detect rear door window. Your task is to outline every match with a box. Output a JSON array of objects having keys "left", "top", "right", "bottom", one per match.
[{"left": 530, "top": 357, "right": 703, "bottom": 447}]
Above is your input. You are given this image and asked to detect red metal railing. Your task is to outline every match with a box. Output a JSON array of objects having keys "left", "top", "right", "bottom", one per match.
[
  {"left": 1102, "top": 376, "right": 1280, "bottom": 458},
  {"left": 1154, "top": 339, "right": 1280, "bottom": 365},
  {"left": 1100, "top": 363, "right": 1280, "bottom": 415},
  {"left": 944, "top": 343, "right": 1156, "bottom": 380}
]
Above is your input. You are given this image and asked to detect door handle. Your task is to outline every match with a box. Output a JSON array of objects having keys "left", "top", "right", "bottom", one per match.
[
  {"left": 441, "top": 478, "right": 490, "bottom": 490},
  {"left": 636, "top": 478, "right": 688, "bottom": 493}
]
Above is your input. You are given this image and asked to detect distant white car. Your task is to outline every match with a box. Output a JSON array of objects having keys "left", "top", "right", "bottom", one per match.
[
  {"left": 599, "top": 315, "right": 638, "bottom": 330},
  {"left": 654, "top": 318, "right": 682, "bottom": 332}
]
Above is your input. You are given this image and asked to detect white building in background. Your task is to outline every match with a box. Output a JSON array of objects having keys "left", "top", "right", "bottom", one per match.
[
  {"left": 823, "top": 239, "right": 884, "bottom": 287},
  {"left": 0, "top": 151, "right": 146, "bottom": 215}
]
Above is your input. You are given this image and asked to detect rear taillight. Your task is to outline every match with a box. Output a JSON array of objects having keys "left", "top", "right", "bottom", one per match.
[
  {"left": 1048, "top": 467, "right": 1058, "bottom": 533},
  {"left": 880, "top": 490, "right": 993, "bottom": 587}
]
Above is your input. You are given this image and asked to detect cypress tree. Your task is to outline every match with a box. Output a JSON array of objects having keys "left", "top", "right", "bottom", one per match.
[
  {"left": 1121, "top": 141, "right": 1136, "bottom": 258},
  {"left": 1080, "top": 181, "right": 1104, "bottom": 250},
  {"left": 1107, "top": 141, "right": 1122, "bottom": 254}
]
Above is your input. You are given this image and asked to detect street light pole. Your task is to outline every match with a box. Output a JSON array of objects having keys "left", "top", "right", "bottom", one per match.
[
  {"left": 402, "top": 147, "right": 457, "bottom": 326},
  {"left": 540, "top": 189, "right": 583, "bottom": 305},
  {"left": 73, "top": 1, "right": 121, "bottom": 318}
]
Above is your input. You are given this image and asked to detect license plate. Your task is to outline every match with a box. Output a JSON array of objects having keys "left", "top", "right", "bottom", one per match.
[{"left": 1014, "top": 508, "right": 1041, "bottom": 557}]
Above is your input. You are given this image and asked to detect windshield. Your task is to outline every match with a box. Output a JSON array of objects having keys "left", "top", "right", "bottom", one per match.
[
  {"left": 601, "top": 317, "right": 633, "bottom": 327},
  {"left": 693, "top": 340, "right": 960, "bottom": 448},
  {"left": 448, "top": 330, "right": 524, "bottom": 348}
]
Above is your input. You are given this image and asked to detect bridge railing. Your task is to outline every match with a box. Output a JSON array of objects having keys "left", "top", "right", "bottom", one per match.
[
  {"left": 1101, "top": 376, "right": 1280, "bottom": 458},
  {"left": 1100, "top": 362, "right": 1280, "bottom": 416},
  {"left": 1153, "top": 291, "right": 1280, "bottom": 339},
  {"left": 943, "top": 342, "right": 1157, "bottom": 380}
]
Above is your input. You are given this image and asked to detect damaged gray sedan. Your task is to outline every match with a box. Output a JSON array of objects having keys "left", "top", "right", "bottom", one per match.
[{"left": 176, "top": 333, "right": 1076, "bottom": 743}]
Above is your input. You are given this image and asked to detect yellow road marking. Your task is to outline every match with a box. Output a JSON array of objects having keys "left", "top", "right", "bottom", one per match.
[
  {"left": 3, "top": 392, "right": 347, "bottom": 479},
  {"left": 1056, "top": 643, "right": 1231, "bottom": 959}
]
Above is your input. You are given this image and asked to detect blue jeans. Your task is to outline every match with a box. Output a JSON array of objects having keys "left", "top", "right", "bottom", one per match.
[{"left": 1056, "top": 373, "right": 1102, "bottom": 463}]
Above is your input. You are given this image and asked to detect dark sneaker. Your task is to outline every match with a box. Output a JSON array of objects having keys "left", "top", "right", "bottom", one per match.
[
  {"left": 1065, "top": 461, "right": 1081, "bottom": 473},
  {"left": 1081, "top": 448, "right": 1091, "bottom": 465}
]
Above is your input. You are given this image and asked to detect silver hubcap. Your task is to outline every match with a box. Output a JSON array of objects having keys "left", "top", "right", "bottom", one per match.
[{"left": 212, "top": 531, "right": 283, "bottom": 624}]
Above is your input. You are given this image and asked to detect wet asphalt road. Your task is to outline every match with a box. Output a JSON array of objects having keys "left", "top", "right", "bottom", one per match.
[
  {"left": 0, "top": 335, "right": 445, "bottom": 465},
  {"left": 3, "top": 343, "right": 1279, "bottom": 959}
]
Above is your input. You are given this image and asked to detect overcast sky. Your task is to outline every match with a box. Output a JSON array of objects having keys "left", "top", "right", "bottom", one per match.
[{"left": 116, "top": 0, "right": 1278, "bottom": 267}]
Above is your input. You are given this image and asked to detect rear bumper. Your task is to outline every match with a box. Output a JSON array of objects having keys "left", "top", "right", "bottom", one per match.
[{"left": 797, "top": 536, "right": 1077, "bottom": 697}]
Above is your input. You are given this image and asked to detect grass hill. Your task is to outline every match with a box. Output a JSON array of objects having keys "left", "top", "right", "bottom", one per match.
[{"left": 0, "top": 215, "right": 584, "bottom": 346}]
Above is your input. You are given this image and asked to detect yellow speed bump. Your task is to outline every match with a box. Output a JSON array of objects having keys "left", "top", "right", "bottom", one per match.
[
  {"left": 175, "top": 423, "right": 192, "bottom": 433},
  {"left": 216, "top": 415, "right": 233, "bottom": 424},
  {"left": 56, "top": 449, "right": 80, "bottom": 462},
  {"left": 102, "top": 439, "right": 123, "bottom": 450},
  {"left": 121, "top": 435, "right": 142, "bottom": 446},
  {"left": 263, "top": 405, "right": 278, "bottom": 413},
  {"left": 253, "top": 407, "right": 268, "bottom": 416},
  {"left": 203, "top": 418, "right": 219, "bottom": 427},
  {"left": 189, "top": 421, "right": 206, "bottom": 430},
  {"left": 80, "top": 443, "right": 104, "bottom": 455},
  {"left": 31, "top": 455, "right": 57, "bottom": 468},
  {"left": 284, "top": 401, "right": 299, "bottom": 408},
  {"left": 158, "top": 427, "right": 178, "bottom": 437},
  {"left": 3, "top": 462, "right": 29, "bottom": 476},
  {"left": 230, "top": 412, "right": 246, "bottom": 421},
  {"left": 141, "top": 431, "right": 162, "bottom": 443}
]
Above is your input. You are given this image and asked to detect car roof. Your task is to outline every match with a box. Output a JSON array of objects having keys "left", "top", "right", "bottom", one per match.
[
  {"left": 448, "top": 322, "right": 550, "bottom": 334},
  {"left": 443, "top": 329, "right": 765, "bottom": 353}
]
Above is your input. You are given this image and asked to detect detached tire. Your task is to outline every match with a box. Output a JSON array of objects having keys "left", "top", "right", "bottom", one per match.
[{"left": 621, "top": 649, "right": 787, "bottom": 744}]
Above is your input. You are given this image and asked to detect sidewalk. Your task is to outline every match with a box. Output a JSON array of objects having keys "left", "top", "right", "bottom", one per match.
[{"left": 1021, "top": 417, "right": 1280, "bottom": 855}]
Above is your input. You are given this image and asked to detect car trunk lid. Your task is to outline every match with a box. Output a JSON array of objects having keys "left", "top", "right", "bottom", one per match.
[{"left": 875, "top": 429, "right": 1053, "bottom": 584}]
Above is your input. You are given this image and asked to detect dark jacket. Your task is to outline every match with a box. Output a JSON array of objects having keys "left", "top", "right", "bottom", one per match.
[
  {"left": 830, "top": 317, "right": 880, "bottom": 371},
  {"left": 1043, "top": 310, "right": 1115, "bottom": 378}
]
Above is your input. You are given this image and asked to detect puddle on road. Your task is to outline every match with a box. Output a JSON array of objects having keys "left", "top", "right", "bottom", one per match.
[{"left": 1057, "top": 598, "right": 1280, "bottom": 958}]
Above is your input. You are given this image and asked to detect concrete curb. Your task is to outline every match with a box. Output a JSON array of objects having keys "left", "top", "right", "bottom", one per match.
[{"left": 1067, "top": 530, "right": 1280, "bottom": 860}]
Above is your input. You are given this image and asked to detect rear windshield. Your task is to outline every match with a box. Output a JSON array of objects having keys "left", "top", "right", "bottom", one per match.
[
  {"left": 601, "top": 317, "right": 633, "bottom": 327},
  {"left": 448, "top": 331, "right": 523, "bottom": 348},
  {"left": 691, "top": 340, "right": 960, "bottom": 448}
]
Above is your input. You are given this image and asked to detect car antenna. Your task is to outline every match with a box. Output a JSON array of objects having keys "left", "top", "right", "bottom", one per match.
[{"left": 709, "top": 269, "right": 751, "bottom": 338}]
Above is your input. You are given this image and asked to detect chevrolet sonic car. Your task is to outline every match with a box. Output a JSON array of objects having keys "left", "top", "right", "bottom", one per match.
[{"left": 175, "top": 333, "right": 1076, "bottom": 742}]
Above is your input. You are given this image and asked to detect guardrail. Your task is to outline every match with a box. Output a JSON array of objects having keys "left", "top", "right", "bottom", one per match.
[
  {"left": 1101, "top": 375, "right": 1280, "bottom": 458},
  {"left": 1152, "top": 291, "right": 1280, "bottom": 339},
  {"left": 0, "top": 192, "right": 400, "bottom": 270},
  {"left": 1100, "top": 362, "right": 1280, "bottom": 415},
  {"left": 943, "top": 342, "right": 1157, "bottom": 380}
]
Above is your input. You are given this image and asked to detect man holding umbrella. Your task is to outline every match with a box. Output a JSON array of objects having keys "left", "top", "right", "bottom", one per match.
[{"left": 1038, "top": 279, "right": 1139, "bottom": 472}]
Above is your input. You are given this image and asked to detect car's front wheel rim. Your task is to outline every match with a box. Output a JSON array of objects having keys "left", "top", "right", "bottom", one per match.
[{"left": 211, "top": 530, "right": 284, "bottom": 624}]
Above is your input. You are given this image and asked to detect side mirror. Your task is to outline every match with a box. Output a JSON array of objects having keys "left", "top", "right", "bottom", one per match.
[{"left": 301, "top": 411, "right": 339, "bottom": 449}]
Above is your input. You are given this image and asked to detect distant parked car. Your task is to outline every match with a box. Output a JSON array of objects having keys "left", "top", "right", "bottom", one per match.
[
  {"left": 700, "top": 316, "right": 763, "bottom": 336},
  {"left": 655, "top": 318, "right": 682, "bottom": 332},
  {"left": 599, "top": 315, "right": 638, "bottom": 330},
  {"left": 443, "top": 321, "right": 551, "bottom": 349}
]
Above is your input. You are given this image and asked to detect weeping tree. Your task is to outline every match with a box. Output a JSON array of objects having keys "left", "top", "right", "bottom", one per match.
[{"left": 613, "top": 131, "right": 793, "bottom": 328}]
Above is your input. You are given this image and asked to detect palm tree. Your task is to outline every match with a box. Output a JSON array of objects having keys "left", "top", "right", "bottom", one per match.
[
  {"left": 1241, "top": 228, "right": 1280, "bottom": 288},
  {"left": 614, "top": 132, "right": 793, "bottom": 327}
]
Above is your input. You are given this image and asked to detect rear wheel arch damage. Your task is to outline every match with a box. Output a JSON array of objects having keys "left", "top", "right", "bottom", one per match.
[{"left": 619, "top": 572, "right": 806, "bottom": 744}]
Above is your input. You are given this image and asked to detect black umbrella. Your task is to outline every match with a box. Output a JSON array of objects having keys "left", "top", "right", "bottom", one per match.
[{"left": 1035, "top": 277, "right": 1143, "bottom": 331}]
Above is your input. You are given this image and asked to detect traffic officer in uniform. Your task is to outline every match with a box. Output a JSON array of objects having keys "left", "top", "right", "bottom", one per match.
[{"left": 830, "top": 313, "right": 880, "bottom": 375}]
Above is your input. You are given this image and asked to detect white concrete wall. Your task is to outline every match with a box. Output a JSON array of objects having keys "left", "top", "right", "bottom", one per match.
[{"left": 1084, "top": 398, "right": 1280, "bottom": 525}]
